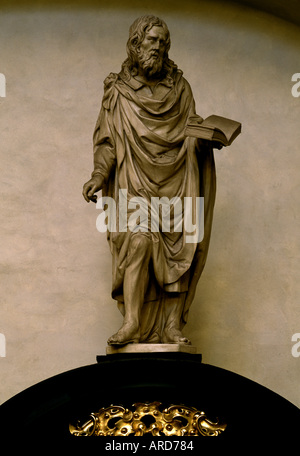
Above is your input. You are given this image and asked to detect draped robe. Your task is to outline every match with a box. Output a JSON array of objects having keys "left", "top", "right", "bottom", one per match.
[{"left": 92, "top": 69, "right": 216, "bottom": 342}]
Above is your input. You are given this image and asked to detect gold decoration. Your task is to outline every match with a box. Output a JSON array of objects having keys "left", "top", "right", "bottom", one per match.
[{"left": 69, "top": 402, "right": 226, "bottom": 437}]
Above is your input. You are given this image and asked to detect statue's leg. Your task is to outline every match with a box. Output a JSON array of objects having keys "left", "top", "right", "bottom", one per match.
[
  {"left": 139, "top": 298, "right": 162, "bottom": 343},
  {"left": 107, "top": 233, "right": 152, "bottom": 345},
  {"left": 162, "top": 292, "right": 191, "bottom": 345}
]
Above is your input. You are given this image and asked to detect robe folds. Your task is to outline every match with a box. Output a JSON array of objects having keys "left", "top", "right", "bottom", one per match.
[{"left": 92, "top": 69, "right": 216, "bottom": 339}]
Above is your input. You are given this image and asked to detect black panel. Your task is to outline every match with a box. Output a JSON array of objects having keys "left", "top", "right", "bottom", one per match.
[{"left": 0, "top": 354, "right": 299, "bottom": 450}]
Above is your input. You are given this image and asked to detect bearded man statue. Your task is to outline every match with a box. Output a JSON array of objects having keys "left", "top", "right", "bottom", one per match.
[{"left": 83, "top": 15, "right": 216, "bottom": 346}]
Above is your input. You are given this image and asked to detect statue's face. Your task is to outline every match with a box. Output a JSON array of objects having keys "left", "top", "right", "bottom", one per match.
[
  {"left": 137, "top": 25, "right": 168, "bottom": 78},
  {"left": 139, "top": 25, "right": 167, "bottom": 60}
]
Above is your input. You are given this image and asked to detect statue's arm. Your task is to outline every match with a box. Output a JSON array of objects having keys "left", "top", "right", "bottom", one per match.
[
  {"left": 184, "top": 78, "right": 222, "bottom": 151},
  {"left": 83, "top": 106, "right": 117, "bottom": 203}
]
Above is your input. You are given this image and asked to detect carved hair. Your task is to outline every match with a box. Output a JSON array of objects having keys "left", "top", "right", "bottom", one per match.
[{"left": 121, "top": 15, "right": 177, "bottom": 80}]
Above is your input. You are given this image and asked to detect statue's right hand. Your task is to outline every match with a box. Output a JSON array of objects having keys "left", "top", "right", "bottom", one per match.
[{"left": 82, "top": 175, "right": 104, "bottom": 203}]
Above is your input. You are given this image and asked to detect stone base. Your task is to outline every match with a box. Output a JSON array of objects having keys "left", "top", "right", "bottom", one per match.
[{"left": 106, "top": 343, "right": 197, "bottom": 355}]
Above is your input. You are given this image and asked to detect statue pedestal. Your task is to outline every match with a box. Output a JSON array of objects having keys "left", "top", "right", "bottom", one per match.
[
  {"left": 106, "top": 343, "right": 197, "bottom": 355},
  {"left": 0, "top": 352, "right": 299, "bottom": 449}
]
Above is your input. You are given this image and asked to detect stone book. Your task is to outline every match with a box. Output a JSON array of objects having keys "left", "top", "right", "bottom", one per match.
[{"left": 185, "top": 114, "right": 241, "bottom": 146}]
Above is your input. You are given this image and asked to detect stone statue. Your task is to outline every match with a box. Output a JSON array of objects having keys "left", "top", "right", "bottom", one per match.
[{"left": 83, "top": 15, "right": 217, "bottom": 346}]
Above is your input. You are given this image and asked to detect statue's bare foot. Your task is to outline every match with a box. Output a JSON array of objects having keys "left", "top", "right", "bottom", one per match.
[
  {"left": 107, "top": 322, "right": 140, "bottom": 345},
  {"left": 162, "top": 327, "right": 191, "bottom": 345}
]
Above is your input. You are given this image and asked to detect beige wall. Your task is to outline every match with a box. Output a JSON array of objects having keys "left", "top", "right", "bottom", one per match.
[{"left": 0, "top": 1, "right": 299, "bottom": 407}]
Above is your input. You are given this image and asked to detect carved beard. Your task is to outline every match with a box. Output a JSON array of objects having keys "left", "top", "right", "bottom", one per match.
[{"left": 137, "top": 50, "right": 164, "bottom": 79}]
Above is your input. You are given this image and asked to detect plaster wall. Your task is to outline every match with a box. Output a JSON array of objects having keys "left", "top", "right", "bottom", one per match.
[{"left": 0, "top": 0, "right": 299, "bottom": 407}]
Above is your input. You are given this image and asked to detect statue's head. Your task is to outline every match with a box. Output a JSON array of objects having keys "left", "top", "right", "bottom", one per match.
[
  {"left": 122, "top": 15, "right": 176, "bottom": 80},
  {"left": 127, "top": 15, "right": 171, "bottom": 61}
]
